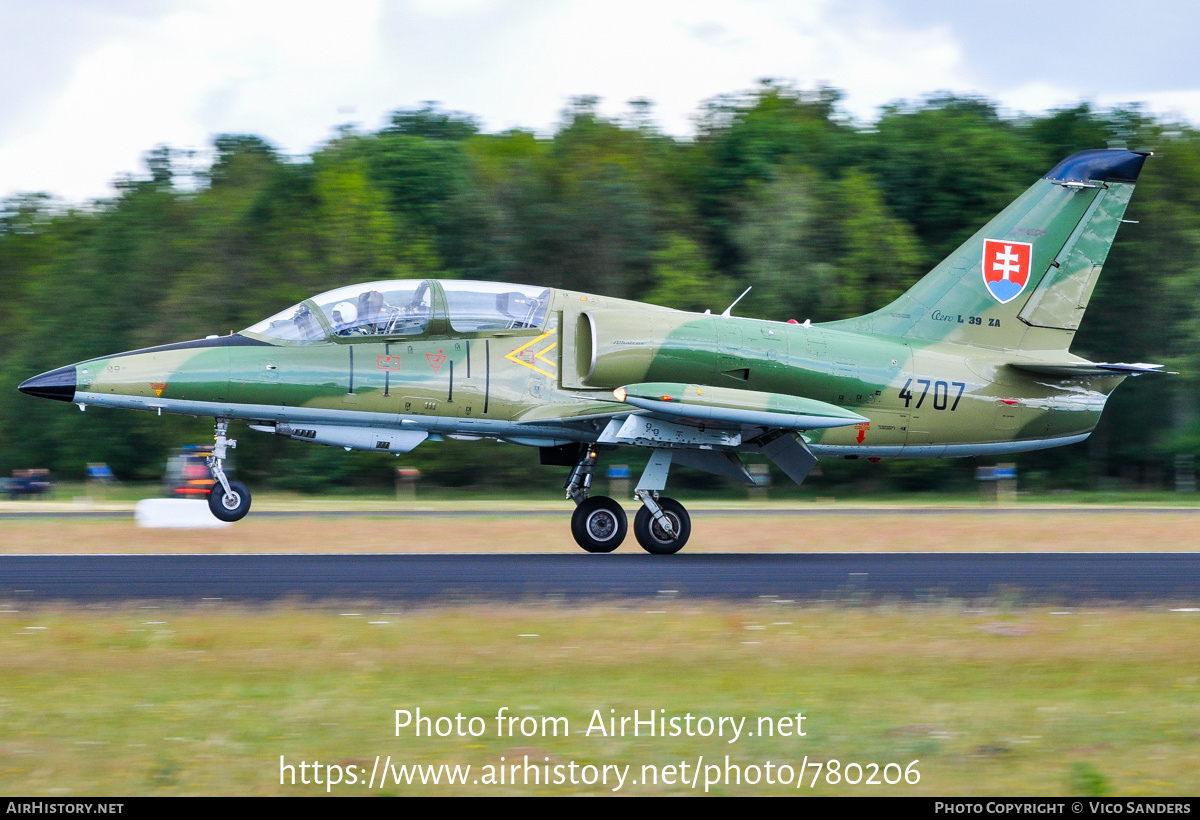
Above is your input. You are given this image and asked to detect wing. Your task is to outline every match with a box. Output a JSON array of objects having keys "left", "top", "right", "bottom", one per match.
[{"left": 513, "top": 382, "right": 865, "bottom": 486}]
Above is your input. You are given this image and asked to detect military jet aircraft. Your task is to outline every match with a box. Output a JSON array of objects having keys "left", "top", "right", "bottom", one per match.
[{"left": 19, "top": 149, "right": 1166, "bottom": 554}]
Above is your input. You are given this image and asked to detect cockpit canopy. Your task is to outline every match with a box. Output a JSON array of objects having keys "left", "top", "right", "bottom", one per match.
[{"left": 243, "top": 279, "right": 551, "bottom": 342}]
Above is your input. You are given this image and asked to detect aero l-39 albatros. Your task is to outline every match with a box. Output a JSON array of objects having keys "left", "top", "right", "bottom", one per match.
[{"left": 19, "top": 149, "right": 1166, "bottom": 554}]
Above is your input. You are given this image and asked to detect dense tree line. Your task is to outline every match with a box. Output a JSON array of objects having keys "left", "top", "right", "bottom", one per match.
[{"left": 2, "top": 84, "right": 1197, "bottom": 493}]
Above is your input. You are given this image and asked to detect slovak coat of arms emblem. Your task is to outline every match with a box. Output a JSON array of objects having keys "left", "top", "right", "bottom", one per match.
[{"left": 982, "top": 239, "right": 1033, "bottom": 304}]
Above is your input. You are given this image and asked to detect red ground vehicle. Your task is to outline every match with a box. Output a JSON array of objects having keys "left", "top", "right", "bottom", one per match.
[{"left": 162, "top": 445, "right": 229, "bottom": 498}]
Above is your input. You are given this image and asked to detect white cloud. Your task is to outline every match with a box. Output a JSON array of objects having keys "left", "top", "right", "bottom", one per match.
[
  {"left": 991, "top": 81, "right": 1089, "bottom": 118},
  {"left": 0, "top": 0, "right": 386, "bottom": 201},
  {"left": 1, "top": 0, "right": 1195, "bottom": 204},
  {"left": 1100, "top": 89, "right": 1200, "bottom": 127},
  {"left": 364, "top": 0, "right": 968, "bottom": 134},
  {"left": 403, "top": 0, "right": 503, "bottom": 20},
  {"left": 984, "top": 83, "right": 1200, "bottom": 134}
]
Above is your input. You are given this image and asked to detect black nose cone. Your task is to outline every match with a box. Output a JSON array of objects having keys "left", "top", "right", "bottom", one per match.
[{"left": 18, "top": 365, "right": 77, "bottom": 402}]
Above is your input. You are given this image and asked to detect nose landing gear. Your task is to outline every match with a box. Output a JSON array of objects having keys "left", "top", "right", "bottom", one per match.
[{"left": 206, "top": 417, "right": 252, "bottom": 522}]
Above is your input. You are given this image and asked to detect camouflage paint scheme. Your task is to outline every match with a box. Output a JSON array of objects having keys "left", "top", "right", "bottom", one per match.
[{"left": 19, "top": 149, "right": 1160, "bottom": 504}]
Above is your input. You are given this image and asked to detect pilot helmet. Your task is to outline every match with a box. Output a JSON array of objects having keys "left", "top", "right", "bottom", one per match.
[{"left": 331, "top": 301, "right": 358, "bottom": 327}]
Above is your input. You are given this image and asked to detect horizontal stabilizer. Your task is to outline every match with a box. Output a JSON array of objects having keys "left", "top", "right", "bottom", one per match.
[
  {"left": 1008, "top": 361, "right": 1174, "bottom": 377},
  {"left": 614, "top": 383, "right": 867, "bottom": 430}
]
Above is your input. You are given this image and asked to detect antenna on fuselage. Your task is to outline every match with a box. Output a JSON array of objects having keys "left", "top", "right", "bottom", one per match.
[{"left": 720, "top": 287, "right": 752, "bottom": 318}]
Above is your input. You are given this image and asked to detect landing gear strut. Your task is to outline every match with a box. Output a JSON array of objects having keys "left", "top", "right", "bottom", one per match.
[
  {"left": 563, "top": 443, "right": 598, "bottom": 506},
  {"left": 631, "top": 450, "right": 690, "bottom": 555},
  {"left": 566, "top": 443, "right": 627, "bottom": 552},
  {"left": 206, "top": 417, "right": 251, "bottom": 522}
]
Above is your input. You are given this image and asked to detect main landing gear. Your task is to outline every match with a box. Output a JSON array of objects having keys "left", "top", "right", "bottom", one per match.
[
  {"left": 565, "top": 445, "right": 625, "bottom": 552},
  {"left": 633, "top": 497, "right": 691, "bottom": 555},
  {"left": 565, "top": 445, "right": 690, "bottom": 555},
  {"left": 206, "top": 417, "right": 251, "bottom": 522}
]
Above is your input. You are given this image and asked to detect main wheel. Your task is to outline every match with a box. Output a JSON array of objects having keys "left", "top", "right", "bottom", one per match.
[
  {"left": 208, "top": 479, "right": 252, "bottom": 522},
  {"left": 571, "top": 496, "right": 627, "bottom": 553},
  {"left": 634, "top": 498, "right": 691, "bottom": 555}
]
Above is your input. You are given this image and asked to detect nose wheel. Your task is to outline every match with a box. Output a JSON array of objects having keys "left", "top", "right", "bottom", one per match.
[{"left": 209, "top": 479, "right": 252, "bottom": 522}]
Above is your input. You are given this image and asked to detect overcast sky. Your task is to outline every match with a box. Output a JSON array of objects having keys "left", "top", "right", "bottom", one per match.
[{"left": 2, "top": 0, "right": 1198, "bottom": 203}]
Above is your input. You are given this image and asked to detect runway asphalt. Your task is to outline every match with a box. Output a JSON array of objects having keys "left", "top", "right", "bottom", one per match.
[
  {"left": 2, "top": 506, "right": 1199, "bottom": 520},
  {"left": 1, "top": 553, "right": 1198, "bottom": 603}
]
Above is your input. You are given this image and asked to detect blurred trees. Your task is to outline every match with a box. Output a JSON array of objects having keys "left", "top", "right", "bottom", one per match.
[{"left": 1, "top": 86, "right": 1198, "bottom": 492}]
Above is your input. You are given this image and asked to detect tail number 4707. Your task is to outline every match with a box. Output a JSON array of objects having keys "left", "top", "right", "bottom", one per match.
[{"left": 898, "top": 379, "right": 965, "bottom": 411}]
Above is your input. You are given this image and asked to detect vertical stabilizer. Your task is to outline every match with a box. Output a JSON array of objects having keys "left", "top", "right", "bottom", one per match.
[{"left": 829, "top": 149, "right": 1149, "bottom": 352}]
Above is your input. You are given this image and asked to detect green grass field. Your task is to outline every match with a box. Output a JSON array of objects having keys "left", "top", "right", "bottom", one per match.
[
  {"left": 1, "top": 603, "right": 1198, "bottom": 795},
  {"left": 2, "top": 505, "right": 1196, "bottom": 796}
]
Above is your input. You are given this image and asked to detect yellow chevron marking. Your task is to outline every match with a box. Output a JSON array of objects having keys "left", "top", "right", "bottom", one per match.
[
  {"left": 535, "top": 341, "right": 557, "bottom": 368},
  {"left": 506, "top": 329, "right": 558, "bottom": 378}
]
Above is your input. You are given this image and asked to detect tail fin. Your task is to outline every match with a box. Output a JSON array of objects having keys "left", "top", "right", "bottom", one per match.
[{"left": 830, "top": 149, "right": 1149, "bottom": 352}]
